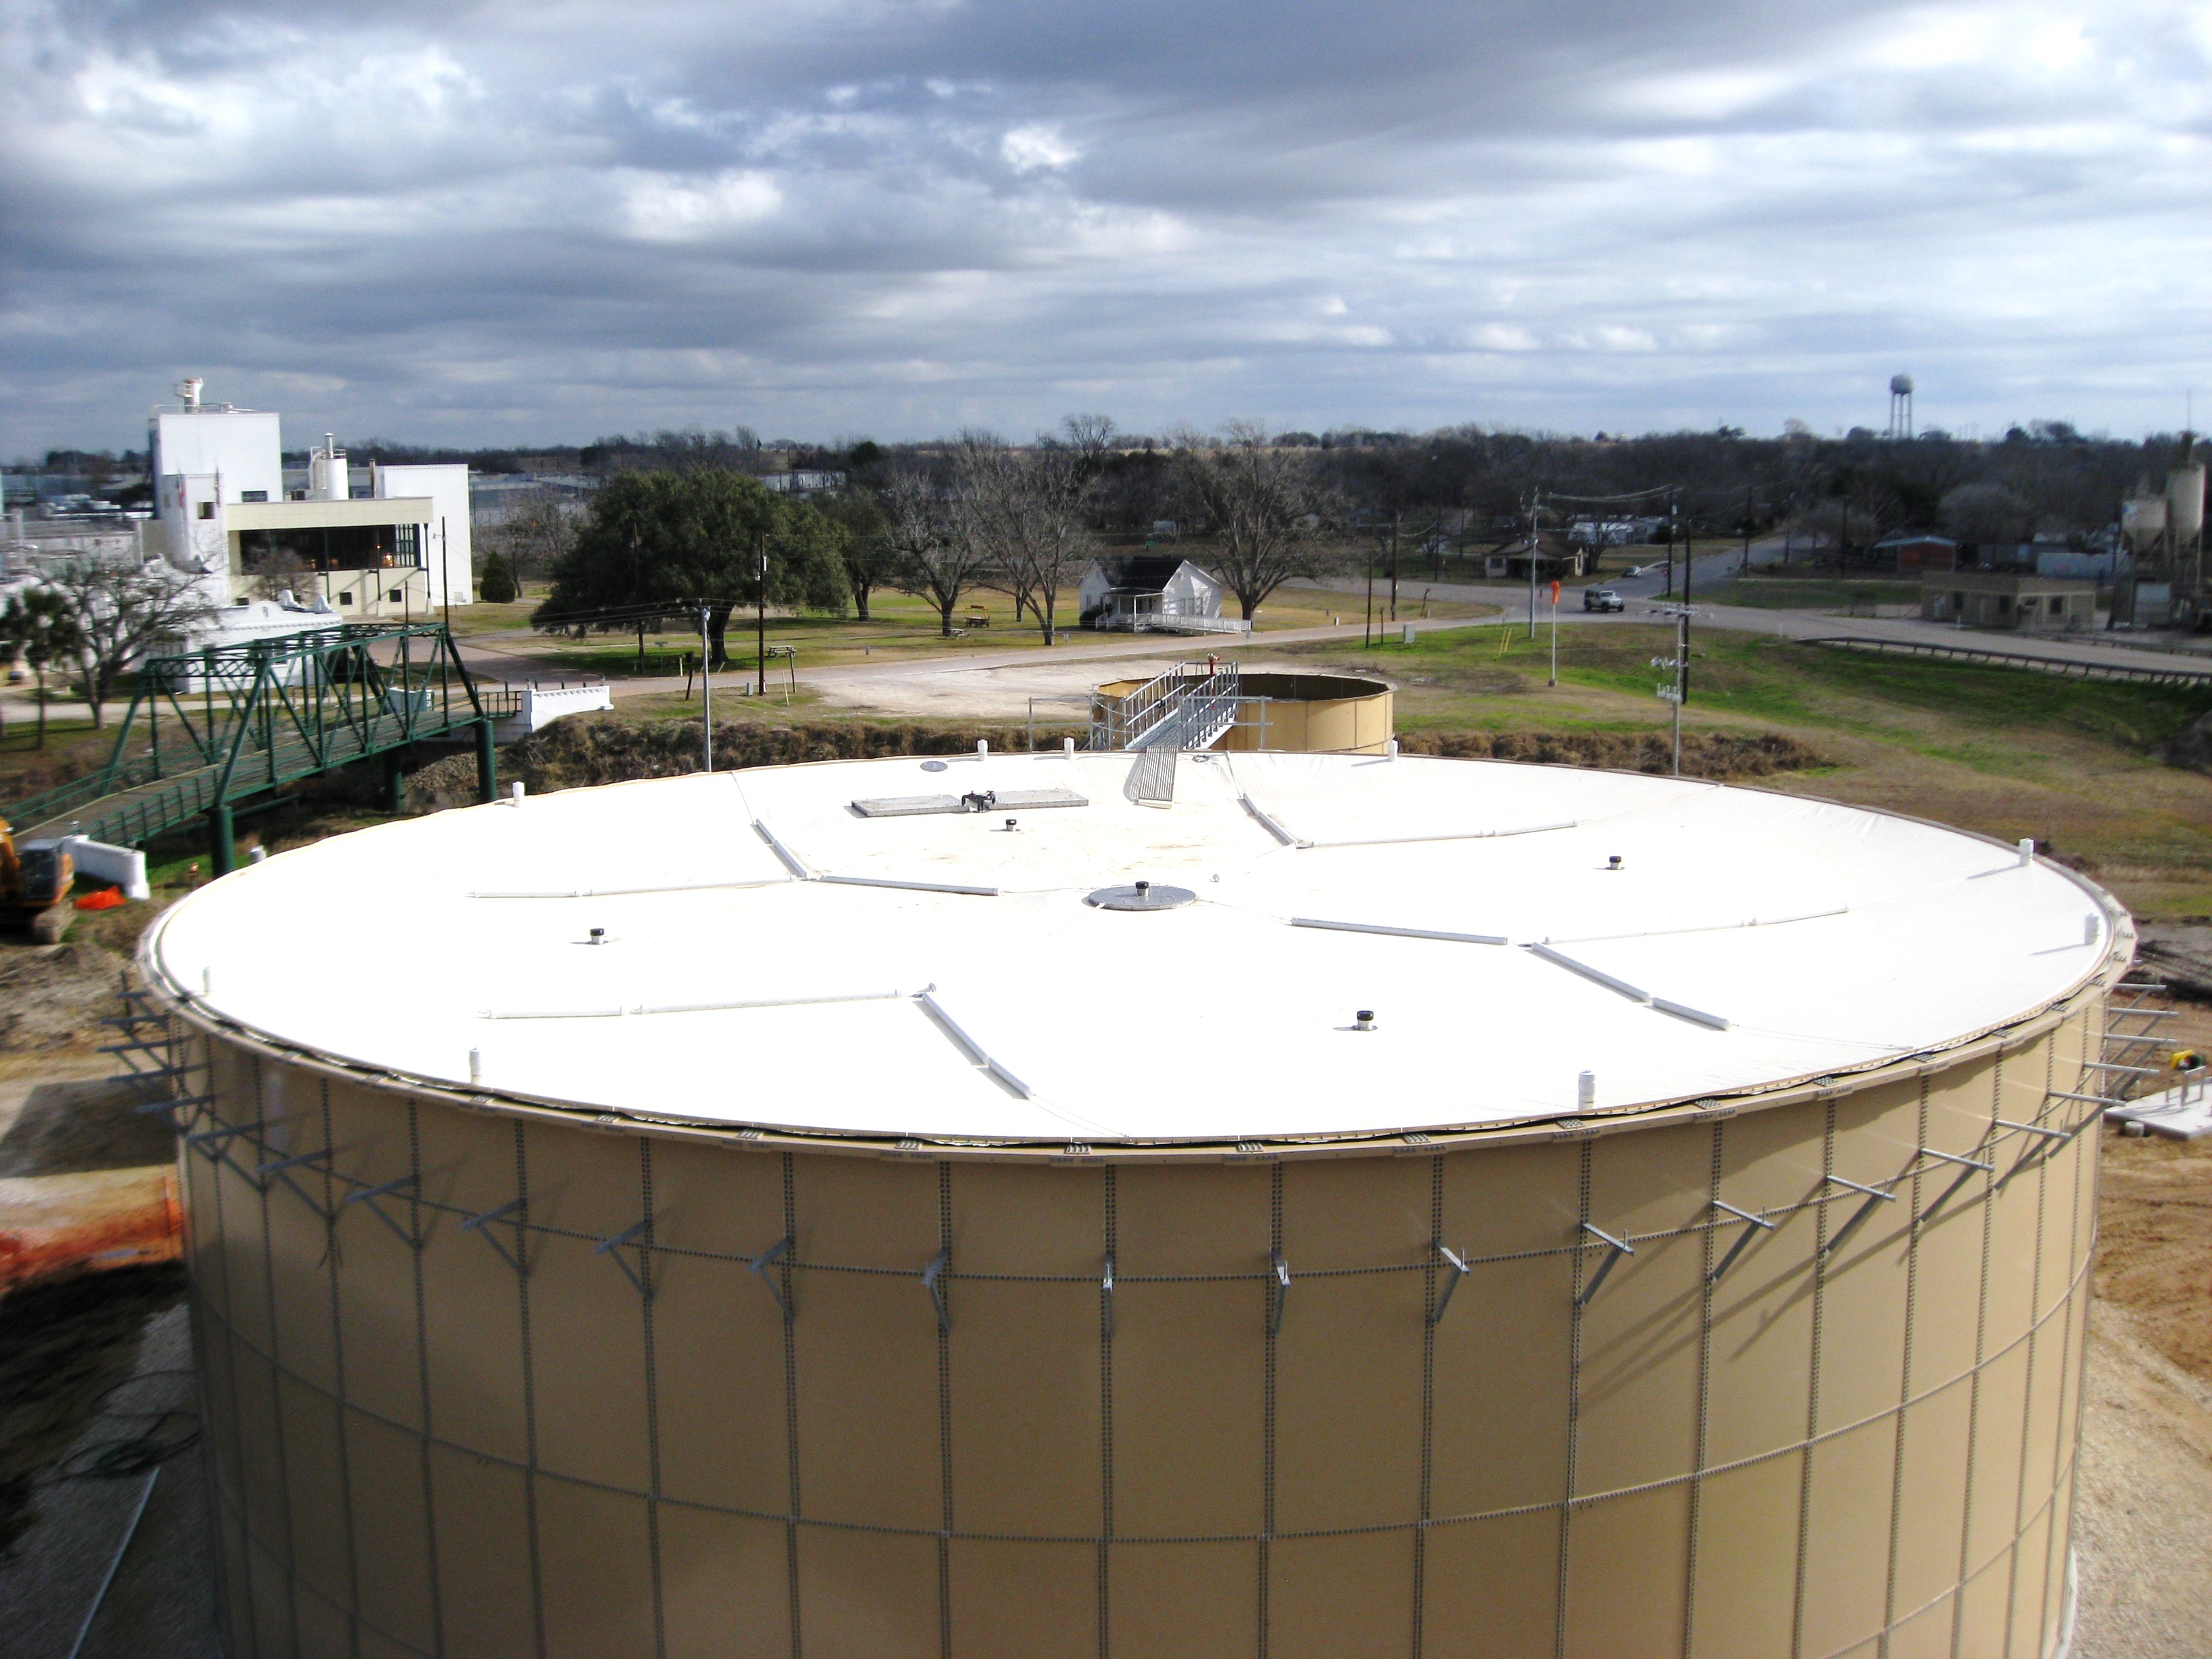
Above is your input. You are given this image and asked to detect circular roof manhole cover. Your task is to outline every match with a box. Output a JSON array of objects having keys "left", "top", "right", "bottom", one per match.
[{"left": 1086, "top": 881, "right": 1197, "bottom": 912}]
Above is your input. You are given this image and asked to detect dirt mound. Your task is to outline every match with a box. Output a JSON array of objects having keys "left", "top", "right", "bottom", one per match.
[
  {"left": 403, "top": 716, "right": 1074, "bottom": 811},
  {"left": 1397, "top": 728, "right": 1824, "bottom": 779},
  {"left": 0, "top": 943, "right": 130, "bottom": 1057},
  {"left": 403, "top": 716, "right": 1824, "bottom": 808}
]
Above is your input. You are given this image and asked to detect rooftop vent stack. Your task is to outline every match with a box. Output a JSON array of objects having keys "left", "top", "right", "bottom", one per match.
[
  {"left": 310, "top": 434, "right": 348, "bottom": 503},
  {"left": 176, "top": 376, "right": 204, "bottom": 411}
]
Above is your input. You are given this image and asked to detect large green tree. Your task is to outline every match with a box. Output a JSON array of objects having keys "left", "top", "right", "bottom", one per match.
[
  {"left": 534, "top": 472, "right": 848, "bottom": 668},
  {"left": 0, "top": 589, "right": 85, "bottom": 748}
]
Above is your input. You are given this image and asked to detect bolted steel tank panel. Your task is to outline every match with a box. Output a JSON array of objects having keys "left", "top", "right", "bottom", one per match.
[{"left": 148, "top": 754, "right": 2125, "bottom": 1658}]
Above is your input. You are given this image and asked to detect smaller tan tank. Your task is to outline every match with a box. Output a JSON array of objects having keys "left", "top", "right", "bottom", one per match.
[{"left": 1093, "top": 668, "right": 1392, "bottom": 753}]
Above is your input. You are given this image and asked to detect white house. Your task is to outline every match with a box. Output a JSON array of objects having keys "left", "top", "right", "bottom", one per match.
[
  {"left": 1078, "top": 556, "right": 1244, "bottom": 632},
  {"left": 150, "top": 379, "right": 473, "bottom": 627}
]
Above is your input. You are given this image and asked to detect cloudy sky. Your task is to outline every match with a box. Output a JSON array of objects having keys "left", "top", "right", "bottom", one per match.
[{"left": 5, "top": 0, "right": 2209, "bottom": 453}]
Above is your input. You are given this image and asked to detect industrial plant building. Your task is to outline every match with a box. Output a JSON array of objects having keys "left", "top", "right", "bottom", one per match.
[
  {"left": 150, "top": 379, "right": 472, "bottom": 625},
  {"left": 147, "top": 750, "right": 2120, "bottom": 1657}
]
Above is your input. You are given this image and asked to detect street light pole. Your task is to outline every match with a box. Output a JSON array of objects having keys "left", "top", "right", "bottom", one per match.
[
  {"left": 1527, "top": 487, "right": 1541, "bottom": 639},
  {"left": 757, "top": 535, "right": 769, "bottom": 697},
  {"left": 699, "top": 601, "right": 713, "bottom": 773}
]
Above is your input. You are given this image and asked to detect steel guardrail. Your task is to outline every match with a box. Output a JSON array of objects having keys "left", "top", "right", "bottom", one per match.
[{"left": 1794, "top": 634, "right": 2212, "bottom": 687}]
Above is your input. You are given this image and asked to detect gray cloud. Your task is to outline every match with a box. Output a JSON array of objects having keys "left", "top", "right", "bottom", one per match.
[{"left": 3, "top": 0, "right": 2209, "bottom": 451}]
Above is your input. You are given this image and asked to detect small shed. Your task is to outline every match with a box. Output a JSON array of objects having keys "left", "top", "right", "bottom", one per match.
[
  {"left": 1079, "top": 556, "right": 1227, "bottom": 630},
  {"left": 1922, "top": 571, "right": 2097, "bottom": 632}
]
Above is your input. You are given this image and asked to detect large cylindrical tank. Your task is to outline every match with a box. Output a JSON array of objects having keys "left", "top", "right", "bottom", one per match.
[
  {"left": 2167, "top": 464, "right": 2205, "bottom": 543},
  {"left": 2121, "top": 495, "right": 2167, "bottom": 548},
  {"left": 146, "top": 755, "right": 2125, "bottom": 1659}
]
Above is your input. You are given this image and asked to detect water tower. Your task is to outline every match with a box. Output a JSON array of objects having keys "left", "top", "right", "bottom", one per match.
[{"left": 1887, "top": 373, "right": 1914, "bottom": 440}]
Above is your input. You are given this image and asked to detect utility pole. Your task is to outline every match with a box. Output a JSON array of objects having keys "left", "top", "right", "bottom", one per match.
[
  {"left": 1682, "top": 495, "right": 1694, "bottom": 621},
  {"left": 1527, "top": 487, "right": 1542, "bottom": 639},
  {"left": 1389, "top": 512, "right": 1401, "bottom": 623},
  {"left": 756, "top": 535, "right": 769, "bottom": 697},
  {"left": 1364, "top": 547, "right": 1375, "bottom": 647},
  {"left": 440, "top": 515, "right": 451, "bottom": 634},
  {"left": 1652, "top": 606, "right": 1690, "bottom": 776},
  {"left": 1548, "top": 579, "right": 1559, "bottom": 687},
  {"left": 699, "top": 600, "right": 714, "bottom": 773},
  {"left": 1665, "top": 490, "right": 1679, "bottom": 598},
  {"left": 1741, "top": 480, "right": 1753, "bottom": 574}
]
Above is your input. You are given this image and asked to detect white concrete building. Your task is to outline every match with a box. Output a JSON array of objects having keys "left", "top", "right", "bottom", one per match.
[{"left": 150, "top": 380, "right": 473, "bottom": 626}]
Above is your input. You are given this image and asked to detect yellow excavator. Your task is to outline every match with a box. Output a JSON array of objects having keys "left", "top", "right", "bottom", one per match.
[{"left": 0, "top": 817, "right": 75, "bottom": 943}]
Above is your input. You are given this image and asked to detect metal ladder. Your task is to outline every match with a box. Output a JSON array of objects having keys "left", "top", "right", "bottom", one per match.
[
  {"left": 1092, "top": 661, "right": 1242, "bottom": 752},
  {"left": 2100, "top": 978, "right": 2184, "bottom": 1099}
]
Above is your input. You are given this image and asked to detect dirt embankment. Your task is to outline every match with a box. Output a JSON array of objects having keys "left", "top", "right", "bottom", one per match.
[
  {"left": 404, "top": 715, "right": 1826, "bottom": 809},
  {"left": 0, "top": 943, "right": 132, "bottom": 1061},
  {"left": 1395, "top": 728, "right": 1823, "bottom": 779},
  {"left": 2097, "top": 1129, "right": 2212, "bottom": 1382},
  {"left": 403, "top": 716, "right": 1071, "bottom": 810}
]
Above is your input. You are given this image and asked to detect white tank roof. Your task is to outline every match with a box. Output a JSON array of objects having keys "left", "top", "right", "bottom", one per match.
[{"left": 145, "top": 752, "right": 2121, "bottom": 1145}]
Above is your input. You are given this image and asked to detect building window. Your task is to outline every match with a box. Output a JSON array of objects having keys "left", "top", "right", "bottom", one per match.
[
  {"left": 197, "top": 501, "right": 215, "bottom": 520},
  {"left": 338, "top": 591, "right": 354, "bottom": 606},
  {"left": 388, "top": 589, "right": 403, "bottom": 604},
  {"left": 241, "top": 489, "right": 268, "bottom": 502}
]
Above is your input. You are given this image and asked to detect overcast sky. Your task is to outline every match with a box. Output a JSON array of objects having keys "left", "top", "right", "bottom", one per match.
[{"left": 5, "top": 0, "right": 2209, "bottom": 454}]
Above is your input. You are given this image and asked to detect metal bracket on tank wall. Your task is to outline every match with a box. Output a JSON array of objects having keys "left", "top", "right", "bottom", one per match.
[
  {"left": 1913, "top": 1149, "right": 1994, "bottom": 1223},
  {"left": 462, "top": 1199, "right": 526, "bottom": 1274},
  {"left": 1102, "top": 1252, "right": 1115, "bottom": 1338},
  {"left": 1428, "top": 1242, "right": 1471, "bottom": 1326},
  {"left": 924, "top": 1248, "right": 951, "bottom": 1332},
  {"left": 185, "top": 1120, "right": 264, "bottom": 1182},
  {"left": 255, "top": 1147, "right": 335, "bottom": 1219},
  {"left": 344, "top": 1174, "right": 421, "bottom": 1247},
  {"left": 595, "top": 1220, "right": 655, "bottom": 1299},
  {"left": 1996, "top": 1109, "right": 2098, "bottom": 1185},
  {"left": 134, "top": 1092, "right": 211, "bottom": 1123},
  {"left": 1574, "top": 1224, "right": 1635, "bottom": 1306},
  {"left": 1704, "top": 1201, "right": 1774, "bottom": 1286},
  {"left": 1818, "top": 1176, "right": 1897, "bottom": 1258},
  {"left": 1267, "top": 1249, "right": 1290, "bottom": 1336},
  {"left": 747, "top": 1236, "right": 794, "bottom": 1322}
]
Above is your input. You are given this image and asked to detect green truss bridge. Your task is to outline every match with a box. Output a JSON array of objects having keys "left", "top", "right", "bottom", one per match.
[{"left": 1, "top": 623, "right": 514, "bottom": 873}]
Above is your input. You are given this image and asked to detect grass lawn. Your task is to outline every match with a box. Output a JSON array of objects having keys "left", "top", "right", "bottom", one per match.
[
  {"left": 1288, "top": 621, "right": 2212, "bottom": 919},
  {"left": 1698, "top": 575, "right": 1922, "bottom": 612},
  {"left": 461, "top": 579, "right": 1498, "bottom": 684}
]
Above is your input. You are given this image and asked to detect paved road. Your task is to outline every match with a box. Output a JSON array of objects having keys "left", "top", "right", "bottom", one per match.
[
  {"left": 445, "top": 546, "right": 2212, "bottom": 711},
  {"left": 1324, "top": 567, "right": 2212, "bottom": 679}
]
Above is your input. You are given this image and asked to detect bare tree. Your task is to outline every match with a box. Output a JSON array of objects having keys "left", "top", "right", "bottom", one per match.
[
  {"left": 1940, "top": 482, "right": 2032, "bottom": 547},
  {"left": 956, "top": 434, "right": 1094, "bottom": 645},
  {"left": 485, "top": 495, "right": 580, "bottom": 586},
  {"left": 244, "top": 544, "right": 312, "bottom": 601},
  {"left": 45, "top": 560, "right": 216, "bottom": 726},
  {"left": 1175, "top": 421, "right": 1329, "bottom": 619},
  {"left": 883, "top": 468, "right": 989, "bottom": 636}
]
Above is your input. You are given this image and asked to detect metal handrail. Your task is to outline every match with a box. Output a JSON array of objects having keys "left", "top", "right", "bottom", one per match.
[{"left": 1795, "top": 635, "right": 2212, "bottom": 687}]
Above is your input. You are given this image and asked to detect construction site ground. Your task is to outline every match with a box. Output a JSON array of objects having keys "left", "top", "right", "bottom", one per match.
[{"left": 5, "top": 606, "right": 2212, "bottom": 1655}]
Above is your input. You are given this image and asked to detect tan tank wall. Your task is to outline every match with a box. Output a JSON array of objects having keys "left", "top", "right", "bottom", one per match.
[
  {"left": 1094, "top": 672, "right": 1393, "bottom": 755},
  {"left": 172, "top": 998, "right": 2102, "bottom": 1659}
]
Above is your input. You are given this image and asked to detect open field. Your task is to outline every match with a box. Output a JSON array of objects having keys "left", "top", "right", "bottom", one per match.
[
  {"left": 1694, "top": 573, "right": 1923, "bottom": 613},
  {"left": 457, "top": 578, "right": 1498, "bottom": 686},
  {"left": 1286, "top": 622, "right": 2212, "bottom": 920}
]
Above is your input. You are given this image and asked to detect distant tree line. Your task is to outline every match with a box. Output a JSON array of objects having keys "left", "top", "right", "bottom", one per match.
[{"left": 518, "top": 413, "right": 2197, "bottom": 661}]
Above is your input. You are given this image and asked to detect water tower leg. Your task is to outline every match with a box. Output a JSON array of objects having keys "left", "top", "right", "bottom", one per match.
[
  {"left": 474, "top": 720, "right": 498, "bottom": 805},
  {"left": 209, "top": 804, "right": 235, "bottom": 877}
]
